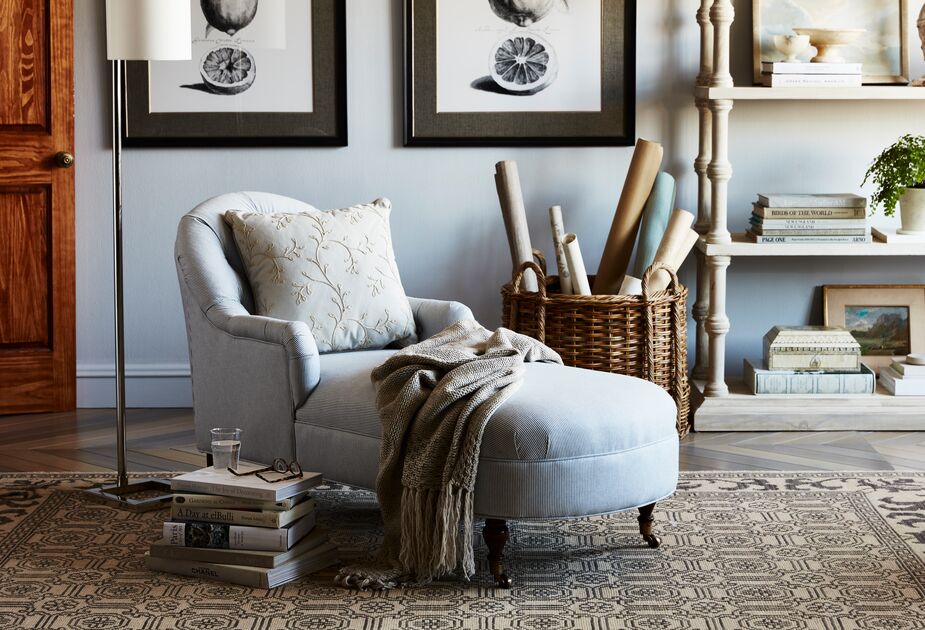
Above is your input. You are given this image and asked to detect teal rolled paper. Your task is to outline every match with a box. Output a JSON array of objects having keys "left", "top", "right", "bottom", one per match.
[{"left": 632, "top": 172, "right": 677, "bottom": 279}]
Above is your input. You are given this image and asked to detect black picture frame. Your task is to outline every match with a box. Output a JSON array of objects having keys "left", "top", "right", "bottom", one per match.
[
  {"left": 404, "top": 0, "right": 636, "bottom": 147},
  {"left": 123, "top": 0, "right": 347, "bottom": 147}
]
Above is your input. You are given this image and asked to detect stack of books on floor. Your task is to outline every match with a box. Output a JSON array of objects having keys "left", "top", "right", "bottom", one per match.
[
  {"left": 880, "top": 357, "right": 925, "bottom": 396},
  {"left": 744, "top": 326, "right": 875, "bottom": 395},
  {"left": 748, "top": 193, "right": 871, "bottom": 244},
  {"left": 146, "top": 465, "right": 336, "bottom": 588},
  {"left": 760, "top": 61, "right": 862, "bottom": 88}
]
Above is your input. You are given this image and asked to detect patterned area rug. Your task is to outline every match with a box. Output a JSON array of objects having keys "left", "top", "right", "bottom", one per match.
[{"left": 0, "top": 472, "right": 923, "bottom": 629}]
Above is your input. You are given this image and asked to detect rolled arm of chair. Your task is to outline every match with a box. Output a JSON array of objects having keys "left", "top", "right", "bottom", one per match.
[
  {"left": 205, "top": 301, "right": 322, "bottom": 410},
  {"left": 408, "top": 297, "right": 476, "bottom": 341}
]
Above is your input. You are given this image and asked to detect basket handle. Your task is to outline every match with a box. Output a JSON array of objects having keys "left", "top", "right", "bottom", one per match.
[
  {"left": 641, "top": 262, "right": 681, "bottom": 300},
  {"left": 509, "top": 259, "right": 547, "bottom": 344}
]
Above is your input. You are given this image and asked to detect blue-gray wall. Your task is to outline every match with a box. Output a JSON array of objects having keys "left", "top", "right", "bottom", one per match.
[{"left": 74, "top": 0, "right": 925, "bottom": 406}]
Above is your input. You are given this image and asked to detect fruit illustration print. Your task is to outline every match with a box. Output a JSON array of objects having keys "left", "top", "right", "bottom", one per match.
[
  {"left": 483, "top": 0, "right": 568, "bottom": 95},
  {"left": 202, "top": 0, "right": 258, "bottom": 37}
]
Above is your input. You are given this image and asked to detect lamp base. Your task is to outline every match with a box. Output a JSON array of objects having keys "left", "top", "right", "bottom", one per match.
[{"left": 83, "top": 478, "right": 172, "bottom": 512}]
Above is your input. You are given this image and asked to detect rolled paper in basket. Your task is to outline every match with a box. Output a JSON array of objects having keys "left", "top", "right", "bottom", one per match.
[
  {"left": 648, "top": 229, "right": 700, "bottom": 293},
  {"left": 592, "top": 138, "right": 663, "bottom": 295},
  {"left": 632, "top": 172, "right": 677, "bottom": 279},
  {"left": 619, "top": 275, "right": 643, "bottom": 296},
  {"left": 495, "top": 160, "right": 537, "bottom": 292},
  {"left": 562, "top": 233, "right": 592, "bottom": 296},
  {"left": 549, "top": 205, "right": 573, "bottom": 295}
]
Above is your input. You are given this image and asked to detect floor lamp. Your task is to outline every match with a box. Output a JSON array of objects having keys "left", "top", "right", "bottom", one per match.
[{"left": 85, "top": 0, "right": 192, "bottom": 511}]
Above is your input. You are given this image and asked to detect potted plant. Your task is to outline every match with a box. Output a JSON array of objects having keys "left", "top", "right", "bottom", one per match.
[{"left": 863, "top": 134, "right": 925, "bottom": 234}]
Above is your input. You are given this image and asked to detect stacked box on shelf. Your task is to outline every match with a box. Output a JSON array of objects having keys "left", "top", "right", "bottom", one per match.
[
  {"left": 880, "top": 358, "right": 925, "bottom": 396},
  {"left": 760, "top": 61, "right": 862, "bottom": 88},
  {"left": 746, "top": 326, "right": 874, "bottom": 396},
  {"left": 748, "top": 194, "right": 871, "bottom": 244},
  {"left": 145, "top": 465, "right": 337, "bottom": 588}
]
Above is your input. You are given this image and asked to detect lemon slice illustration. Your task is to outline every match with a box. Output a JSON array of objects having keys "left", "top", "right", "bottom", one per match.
[
  {"left": 489, "top": 34, "right": 558, "bottom": 94},
  {"left": 200, "top": 46, "right": 256, "bottom": 95}
]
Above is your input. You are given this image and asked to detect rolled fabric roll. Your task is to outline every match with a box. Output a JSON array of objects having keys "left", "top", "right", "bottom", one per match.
[
  {"left": 563, "top": 234, "right": 592, "bottom": 296},
  {"left": 592, "top": 139, "right": 664, "bottom": 295},
  {"left": 495, "top": 161, "right": 537, "bottom": 292},
  {"left": 648, "top": 227, "right": 700, "bottom": 293},
  {"left": 549, "top": 206, "right": 573, "bottom": 295},
  {"left": 632, "top": 172, "right": 677, "bottom": 279}
]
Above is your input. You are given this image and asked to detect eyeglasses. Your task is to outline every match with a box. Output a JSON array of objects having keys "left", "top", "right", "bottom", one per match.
[{"left": 228, "top": 458, "right": 303, "bottom": 483}]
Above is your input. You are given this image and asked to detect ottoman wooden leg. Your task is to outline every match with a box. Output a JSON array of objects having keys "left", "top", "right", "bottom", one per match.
[
  {"left": 638, "top": 503, "right": 662, "bottom": 549},
  {"left": 483, "top": 519, "right": 513, "bottom": 588}
]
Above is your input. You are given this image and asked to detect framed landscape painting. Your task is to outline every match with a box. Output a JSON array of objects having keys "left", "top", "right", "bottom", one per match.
[
  {"left": 124, "top": 0, "right": 346, "bottom": 146},
  {"left": 823, "top": 285, "right": 925, "bottom": 372},
  {"left": 753, "top": 0, "right": 909, "bottom": 84},
  {"left": 404, "top": 0, "right": 636, "bottom": 146}
]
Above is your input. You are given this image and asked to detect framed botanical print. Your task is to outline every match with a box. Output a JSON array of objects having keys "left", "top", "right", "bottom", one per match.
[
  {"left": 823, "top": 284, "right": 925, "bottom": 372},
  {"left": 752, "top": 0, "right": 910, "bottom": 85},
  {"left": 124, "top": 0, "right": 346, "bottom": 146},
  {"left": 404, "top": 0, "right": 636, "bottom": 146}
]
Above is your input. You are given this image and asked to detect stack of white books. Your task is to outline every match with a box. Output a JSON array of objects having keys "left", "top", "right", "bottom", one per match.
[
  {"left": 760, "top": 61, "right": 862, "bottom": 88},
  {"left": 880, "top": 358, "right": 925, "bottom": 396},
  {"left": 145, "top": 465, "right": 337, "bottom": 588},
  {"left": 748, "top": 194, "right": 871, "bottom": 244}
]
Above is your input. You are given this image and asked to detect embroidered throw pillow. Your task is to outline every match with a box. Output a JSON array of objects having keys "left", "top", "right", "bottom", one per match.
[{"left": 225, "top": 199, "right": 416, "bottom": 353}]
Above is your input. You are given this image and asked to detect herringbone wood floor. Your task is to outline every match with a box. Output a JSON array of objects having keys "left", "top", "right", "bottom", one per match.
[{"left": 0, "top": 409, "right": 922, "bottom": 473}]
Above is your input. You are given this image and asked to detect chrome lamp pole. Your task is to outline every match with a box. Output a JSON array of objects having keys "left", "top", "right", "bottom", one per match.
[{"left": 85, "top": 0, "right": 192, "bottom": 511}]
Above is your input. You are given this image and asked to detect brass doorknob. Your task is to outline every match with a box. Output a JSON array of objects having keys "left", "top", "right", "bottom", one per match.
[{"left": 55, "top": 152, "right": 75, "bottom": 168}]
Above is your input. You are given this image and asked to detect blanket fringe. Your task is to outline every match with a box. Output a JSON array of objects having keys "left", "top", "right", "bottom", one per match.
[{"left": 398, "top": 485, "right": 475, "bottom": 583}]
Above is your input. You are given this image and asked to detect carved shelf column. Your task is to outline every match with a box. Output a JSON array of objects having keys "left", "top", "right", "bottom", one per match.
[
  {"left": 692, "top": 0, "right": 714, "bottom": 381},
  {"left": 708, "top": 0, "right": 734, "bottom": 88},
  {"left": 705, "top": 255, "right": 731, "bottom": 397}
]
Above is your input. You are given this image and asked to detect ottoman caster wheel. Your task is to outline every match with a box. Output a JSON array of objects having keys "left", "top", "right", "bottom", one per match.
[
  {"left": 496, "top": 574, "right": 513, "bottom": 589},
  {"left": 643, "top": 534, "right": 661, "bottom": 549}
]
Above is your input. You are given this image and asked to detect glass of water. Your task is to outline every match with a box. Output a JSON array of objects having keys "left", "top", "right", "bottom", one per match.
[{"left": 210, "top": 428, "right": 242, "bottom": 472}]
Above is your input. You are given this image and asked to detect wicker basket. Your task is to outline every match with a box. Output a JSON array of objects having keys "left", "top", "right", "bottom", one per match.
[{"left": 502, "top": 257, "right": 690, "bottom": 437}]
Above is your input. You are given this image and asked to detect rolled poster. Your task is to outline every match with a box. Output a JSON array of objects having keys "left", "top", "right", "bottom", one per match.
[
  {"left": 495, "top": 161, "right": 537, "bottom": 292},
  {"left": 647, "top": 208, "right": 699, "bottom": 292},
  {"left": 632, "top": 172, "right": 677, "bottom": 279},
  {"left": 592, "top": 139, "right": 664, "bottom": 295},
  {"left": 619, "top": 275, "right": 643, "bottom": 296},
  {"left": 549, "top": 206, "right": 573, "bottom": 295},
  {"left": 563, "top": 234, "right": 592, "bottom": 296}
]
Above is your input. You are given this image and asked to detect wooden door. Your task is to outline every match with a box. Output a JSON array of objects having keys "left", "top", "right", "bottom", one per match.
[{"left": 0, "top": 0, "right": 75, "bottom": 413}]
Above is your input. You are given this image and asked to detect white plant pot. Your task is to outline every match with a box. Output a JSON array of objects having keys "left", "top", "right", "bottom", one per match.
[{"left": 898, "top": 188, "right": 925, "bottom": 235}]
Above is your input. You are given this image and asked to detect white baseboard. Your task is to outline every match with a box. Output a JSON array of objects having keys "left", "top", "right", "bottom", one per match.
[{"left": 77, "top": 363, "right": 192, "bottom": 408}]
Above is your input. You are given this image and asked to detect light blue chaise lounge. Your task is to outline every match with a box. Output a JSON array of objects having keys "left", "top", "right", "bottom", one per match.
[{"left": 175, "top": 192, "right": 680, "bottom": 587}]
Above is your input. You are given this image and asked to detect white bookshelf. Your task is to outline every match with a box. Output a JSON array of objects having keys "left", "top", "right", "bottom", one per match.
[
  {"left": 696, "top": 86, "right": 925, "bottom": 101},
  {"left": 690, "top": 0, "right": 925, "bottom": 431},
  {"left": 697, "top": 234, "right": 925, "bottom": 257}
]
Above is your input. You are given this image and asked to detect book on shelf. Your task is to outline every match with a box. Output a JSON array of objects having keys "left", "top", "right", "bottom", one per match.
[
  {"left": 170, "top": 465, "right": 322, "bottom": 502},
  {"left": 872, "top": 226, "right": 925, "bottom": 243},
  {"left": 746, "top": 232, "right": 873, "bottom": 244},
  {"left": 760, "top": 73, "right": 862, "bottom": 88},
  {"left": 761, "top": 61, "right": 863, "bottom": 75},
  {"left": 172, "top": 492, "right": 305, "bottom": 512},
  {"left": 750, "top": 216, "right": 868, "bottom": 230},
  {"left": 149, "top": 528, "right": 330, "bottom": 569},
  {"left": 744, "top": 359, "right": 875, "bottom": 395},
  {"left": 171, "top": 497, "right": 315, "bottom": 529},
  {"left": 880, "top": 366, "right": 925, "bottom": 396},
  {"left": 163, "top": 511, "right": 316, "bottom": 552},
  {"left": 752, "top": 204, "right": 867, "bottom": 220},
  {"left": 145, "top": 541, "right": 338, "bottom": 588},
  {"left": 891, "top": 358, "right": 925, "bottom": 377},
  {"left": 757, "top": 193, "right": 867, "bottom": 209},
  {"left": 749, "top": 226, "right": 869, "bottom": 237}
]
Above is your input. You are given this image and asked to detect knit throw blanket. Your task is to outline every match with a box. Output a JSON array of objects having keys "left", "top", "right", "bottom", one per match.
[{"left": 335, "top": 321, "right": 562, "bottom": 589}]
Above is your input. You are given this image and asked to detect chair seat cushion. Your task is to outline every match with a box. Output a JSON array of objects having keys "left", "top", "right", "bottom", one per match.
[
  {"left": 296, "top": 351, "right": 677, "bottom": 461},
  {"left": 295, "top": 350, "right": 679, "bottom": 518}
]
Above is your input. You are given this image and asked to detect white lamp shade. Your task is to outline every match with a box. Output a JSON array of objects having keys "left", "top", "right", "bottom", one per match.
[{"left": 106, "top": 0, "right": 192, "bottom": 60}]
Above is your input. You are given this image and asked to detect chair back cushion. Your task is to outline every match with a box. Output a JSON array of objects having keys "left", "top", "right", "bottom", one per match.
[{"left": 225, "top": 198, "right": 416, "bottom": 353}]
